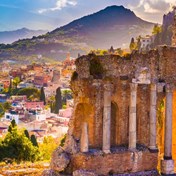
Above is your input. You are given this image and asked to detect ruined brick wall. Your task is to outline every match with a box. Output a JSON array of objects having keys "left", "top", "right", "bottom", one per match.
[
  {"left": 69, "top": 151, "right": 158, "bottom": 175},
  {"left": 137, "top": 85, "right": 150, "bottom": 145},
  {"left": 159, "top": 47, "right": 176, "bottom": 83},
  {"left": 71, "top": 46, "right": 176, "bottom": 149},
  {"left": 47, "top": 46, "right": 176, "bottom": 176}
]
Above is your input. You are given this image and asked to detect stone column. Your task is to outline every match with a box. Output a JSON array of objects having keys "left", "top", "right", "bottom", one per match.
[
  {"left": 161, "top": 84, "right": 175, "bottom": 175},
  {"left": 149, "top": 83, "right": 158, "bottom": 151},
  {"left": 103, "top": 83, "right": 112, "bottom": 153},
  {"left": 92, "top": 80, "right": 102, "bottom": 148},
  {"left": 129, "top": 83, "right": 138, "bottom": 150},
  {"left": 80, "top": 122, "right": 89, "bottom": 152}
]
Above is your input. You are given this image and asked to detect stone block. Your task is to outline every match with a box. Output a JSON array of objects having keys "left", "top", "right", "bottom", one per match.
[
  {"left": 73, "top": 169, "right": 98, "bottom": 176},
  {"left": 42, "top": 169, "right": 61, "bottom": 176},
  {"left": 50, "top": 147, "right": 70, "bottom": 172},
  {"left": 161, "top": 159, "right": 175, "bottom": 175}
]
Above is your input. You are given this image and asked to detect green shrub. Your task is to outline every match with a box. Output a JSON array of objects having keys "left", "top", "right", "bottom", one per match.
[
  {"left": 89, "top": 58, "right": 104, "bottom": 79},
  {"left": 123, "top": 53, "right": 131, "bottom": 60},
  {"left": 60, "top": 134, "right": 67, "bottom": 147}
]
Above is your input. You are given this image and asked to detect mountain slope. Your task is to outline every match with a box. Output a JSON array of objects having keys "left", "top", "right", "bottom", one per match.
[
  {"left": 0, "top": 28, "right": 48, "bottom": 44},
  {"left": 0, "top": 5, "right": 155, "bottom": 62},
  {"left": 49, "top": 5, "right": 154, "bottom": 48}
]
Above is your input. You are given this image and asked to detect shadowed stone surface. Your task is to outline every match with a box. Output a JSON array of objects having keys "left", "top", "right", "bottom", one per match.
[
  {"left": 42, "top": 170, "right": 61, "bottom": 176},
  {"left": 50, "top": 147, "right": 70, "bottom": 172},
  {"left": 73, "top": 169, "right": 98, "bottom": 176}
]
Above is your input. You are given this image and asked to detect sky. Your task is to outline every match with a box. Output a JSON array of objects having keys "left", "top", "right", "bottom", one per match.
[{"left": 0, "top": 0, "right": 176, "bottom": 32}]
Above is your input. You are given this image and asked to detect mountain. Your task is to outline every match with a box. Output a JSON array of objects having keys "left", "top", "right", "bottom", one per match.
[
  {"left": 50, "top": 5, "right": 154, "bottom": 48},
  {"left": 0, "top": 28, "right": 48, "bottom": 44},
  {"left": 0, "top": 6, "right": 155, "bottom": 63}
]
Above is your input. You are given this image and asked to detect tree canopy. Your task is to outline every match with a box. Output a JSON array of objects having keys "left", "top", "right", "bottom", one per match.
[
  {"left": 17, "top": 87, "right": 40, "bottom": 101},
  {"left": 152, "top": 24, "right": 162, "bottom": 35},
  {"left": 0, "top": 121, "right": 40, "bottom": 163}
]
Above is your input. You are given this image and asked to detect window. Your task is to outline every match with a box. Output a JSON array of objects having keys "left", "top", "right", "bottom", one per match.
[{"left": 6, "top": 115, "right": 10, "bottom": 119}]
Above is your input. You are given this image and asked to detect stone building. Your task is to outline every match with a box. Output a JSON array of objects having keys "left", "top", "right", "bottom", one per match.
[
  {"left": 42, "top": 46, "right": 176, "bottom": 176},
  {"left": 139, "top": 35, "right": 154, "bottom": 51},
  {"left": 172, "top": 15, "right": 176, "bottom": 47}
]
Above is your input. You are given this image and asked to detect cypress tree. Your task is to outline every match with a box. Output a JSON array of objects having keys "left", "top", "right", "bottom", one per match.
[
  {"left": 55, "top": 87, "right": 62, "bottom": 114},
  {"left": 8, "top": 78, "right": 12, "bottom": 95},
  {"left": 129, "top": 37, "right": 136, "bottom": 51},
  {"left": 11, "top": 119, "right": 17, "bottom": 128},
  {"left": 24, "top": 129, "right": 30, "bottom": 139},
  {"left": 31, "top": 134, "right": 38, "bottom": 147},
  {"left": 8, "top": 119, "right": 17, "bottom": 133},
  {"left": 40, "top": 87, "right": 46, "bottom": 105}
]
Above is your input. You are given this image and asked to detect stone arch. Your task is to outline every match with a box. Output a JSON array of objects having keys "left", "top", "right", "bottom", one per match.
[
  {"left": 111, "top": 102, "right": 119, "bottom": 147},
  {"left": 73, "top": 103, "right": 95, "bottom": 148}
]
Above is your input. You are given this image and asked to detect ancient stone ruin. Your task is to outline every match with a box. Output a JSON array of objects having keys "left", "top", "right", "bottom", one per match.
[{"left": 43, "top": 46, "right": 176, "bottom": 176}]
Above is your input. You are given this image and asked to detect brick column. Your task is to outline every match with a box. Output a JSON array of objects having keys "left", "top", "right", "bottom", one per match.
[
  {"left": 129, "top": 83, "right": 138, "bottom": 150},
  {"left": 161, "top": 84, "right": 175, "bottom": 175},
  {"left": 103, "top": 83, "right": 112, "bottom": 153},
  {"left": 149, "top": 83, "right": 158, "bottom": 151},
  {"left": 80, "top": 122, "right": 89, "bottom": 152}
]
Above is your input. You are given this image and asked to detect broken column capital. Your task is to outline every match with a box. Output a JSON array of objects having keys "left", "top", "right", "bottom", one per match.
[
  {"left": 166, "top": 83, "right": 174, "bottom": 93},
  {"left": 92, "top": 79, "right": 102, "bottom": 87},
  {"left": 150, "top": 83, "right": 157, "bottom": 91},
  {"left": 103, "top": 82, "right": 113, "bottom": 92},
  {"left": 130, "top": 83, "right": 138, "bottom": 91}
]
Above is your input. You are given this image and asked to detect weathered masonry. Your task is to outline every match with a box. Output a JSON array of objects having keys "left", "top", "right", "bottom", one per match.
[{"left": 47, "top": 46, "right": 176, "bottom": 176}]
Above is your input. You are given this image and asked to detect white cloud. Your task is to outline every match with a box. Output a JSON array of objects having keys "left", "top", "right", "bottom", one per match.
[
  {"left": 38, "top": 9, "right": 47, "bottom": 14},
  {"left": 129, "top": 0, "right": 173, "bottom": 14},
  {"left": 38, "top": 0, "right": 77, "bottom": 14}
]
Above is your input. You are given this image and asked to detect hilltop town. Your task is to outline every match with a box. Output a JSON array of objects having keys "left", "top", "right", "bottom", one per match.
[{"left": 0, "top": 53, "right": 76, "bottom": 141}]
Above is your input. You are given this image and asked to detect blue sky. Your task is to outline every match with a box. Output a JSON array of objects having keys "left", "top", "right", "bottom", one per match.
[{"left": 0, "top": 0, "right": 175, "bottom": 31}]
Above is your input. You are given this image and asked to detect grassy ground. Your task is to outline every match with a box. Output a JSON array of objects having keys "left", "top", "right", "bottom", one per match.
[{"left": 0, "top": 161, "right": 50, "bottom": 176}]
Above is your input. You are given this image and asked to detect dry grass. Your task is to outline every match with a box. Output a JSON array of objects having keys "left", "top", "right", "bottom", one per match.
[{"left": 0, "top": 161, "right": 49, "bottom": 176}]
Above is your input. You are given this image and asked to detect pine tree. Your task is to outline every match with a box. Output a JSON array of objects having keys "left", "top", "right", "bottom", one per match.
[
  {"left": 55, "top": 87, "right": 62, "bottom": 114},
  {"left": 0, "top": 122, "right": 40, "bottom": 162},
  {"left": 40, "top": 87, "right": 46, "bottom": 105}
]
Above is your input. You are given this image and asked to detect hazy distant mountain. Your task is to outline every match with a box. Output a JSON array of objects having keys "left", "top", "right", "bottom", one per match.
[
  {"left": 0, "top": 28, "right": 48, "bottom": 44},
  {"left": 0, "top": 6, "right": 155, "bottom": 62}
]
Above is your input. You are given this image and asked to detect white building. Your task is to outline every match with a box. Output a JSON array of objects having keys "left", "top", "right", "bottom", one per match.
[
  {"left": 5, "top": 112, "right": 20, "bottom": 124},
  {"left": 140, "top": 35, "right": 155, "bottom": 51},
  {"left": 17, "top": 82, "right": 34, "bottom": 89}
]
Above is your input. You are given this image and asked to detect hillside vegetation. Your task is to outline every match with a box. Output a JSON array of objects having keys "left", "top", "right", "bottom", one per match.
[{"left": 0, "top": 6, "right": 155, "bottom": 62}]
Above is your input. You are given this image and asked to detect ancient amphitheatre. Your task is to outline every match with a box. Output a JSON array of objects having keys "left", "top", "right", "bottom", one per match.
[{"left": 42, "top": 17, "right": 176, "bottom": 176}]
